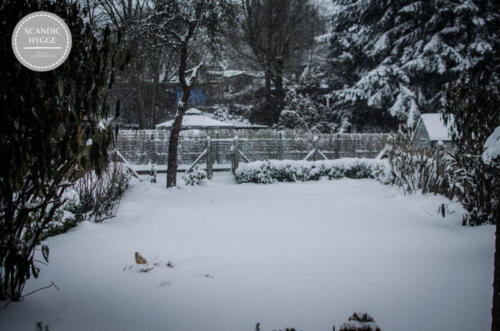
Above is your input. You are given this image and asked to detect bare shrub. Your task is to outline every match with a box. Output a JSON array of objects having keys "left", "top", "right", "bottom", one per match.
[
  {"left": 68, "top": 163, "right": 130, "bottom": 223},
  {"left": 387, "top": 128, "right": 450, "bottom": 195}
]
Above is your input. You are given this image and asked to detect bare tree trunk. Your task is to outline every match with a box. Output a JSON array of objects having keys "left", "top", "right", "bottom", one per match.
[
  {"left": 163, "top": 6, "right": 202, "bottom": 188},
  {"left": 166, "top": 89, "right": 190, "bottom": 187},
  {"left": 275, "top": 57, "right": 284, "bottom": 98},
  {"left": 150, "top": 51, "right": 161, "bottom": 127},
  {"left": 265, "top": 63, "right": 272, "bottom": 95},
  {"left": 493, "top": 219, "right": 500, "bottom": 331},
  {"left": 138, "top": 86, "right": 146, "bottom": 129},
  {"left": 150, "top": 75, "right": 159, "bottom": 127},
  {"left": 166, "top": 44, "right": 191, "bottom": 188}
]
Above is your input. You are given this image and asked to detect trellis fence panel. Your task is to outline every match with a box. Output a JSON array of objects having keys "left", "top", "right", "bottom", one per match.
[{"left": 116, "top": 129, "right": 390, "bottom": 171}]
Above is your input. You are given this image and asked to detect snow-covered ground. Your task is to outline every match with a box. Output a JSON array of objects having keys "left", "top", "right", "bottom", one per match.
[{"left": 0, "top": 174, "right": 494, "bottom": 331}]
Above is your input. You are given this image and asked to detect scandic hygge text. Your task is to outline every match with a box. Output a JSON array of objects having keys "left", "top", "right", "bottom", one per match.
[{"left": 24, "top": 27, "right": 61, "bottom": 44}]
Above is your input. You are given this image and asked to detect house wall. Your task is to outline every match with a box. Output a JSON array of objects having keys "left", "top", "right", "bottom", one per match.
[{"left": 175, "top": 87, "right": 207, "bottom": 107}]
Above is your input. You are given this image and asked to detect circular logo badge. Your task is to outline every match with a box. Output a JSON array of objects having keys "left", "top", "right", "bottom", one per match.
[{"left": 12, "top": 11, "right": 72, "bottom": 72}]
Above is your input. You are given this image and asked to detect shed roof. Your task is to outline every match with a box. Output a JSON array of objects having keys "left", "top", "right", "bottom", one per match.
[{"left": 417, "top": 113, "right": 454, "bottom": 141}]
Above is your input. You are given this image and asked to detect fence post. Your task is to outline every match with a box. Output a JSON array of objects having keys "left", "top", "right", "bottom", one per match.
[
  {"left": 278, "top": 131, "right": 284, "bottom": 160},
  {"left": 232, "top": 136, "right": 240, "bottom": 173},
  {"left": 206, "top": 136, "right": 213, "bottom": 179},
  {"left": 215, "top": 130, "right": 220, "bottom": 164},
  {"left": 149, "top": 133, "right": 155, "bottom": 165},
  {"left": 312, "top": 136, "right": 319, "bottom": 161},
  {"left": 335, "top": 134, "right": 341, "bottom": 159}
]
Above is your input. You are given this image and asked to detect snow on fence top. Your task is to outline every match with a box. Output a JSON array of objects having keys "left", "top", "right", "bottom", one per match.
[{"left": 116, "top": 129, "right": 390, "bottom": 171}]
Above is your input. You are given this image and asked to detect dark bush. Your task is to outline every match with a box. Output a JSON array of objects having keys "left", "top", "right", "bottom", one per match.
[
  {"left": 444, "top": 75, "right": 499, "bottom": 225},
  {"left": 0, "top": 0, "right": 123, "bottom": 301}
]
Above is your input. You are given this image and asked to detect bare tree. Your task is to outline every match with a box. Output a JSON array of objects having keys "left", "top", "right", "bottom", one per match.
[
  {"left": 237, "top": 0, "right": 321, "bottom": 96},
  {"left": 221, "top": 0, "right": 323, "bottom": 125},
  {"left": 90, "top": 0, "right": 178, "bottom": 129},
  {"left": 138, "top": 0, "right": 233, "bottom": 187},
  {"left": 95, "top": 0, "right": 148, "bottom": 28}
]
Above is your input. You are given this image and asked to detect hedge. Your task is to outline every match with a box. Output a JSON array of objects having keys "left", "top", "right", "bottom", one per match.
[{"left": 235, "top": 159, "right": 390, "bottom": 184}]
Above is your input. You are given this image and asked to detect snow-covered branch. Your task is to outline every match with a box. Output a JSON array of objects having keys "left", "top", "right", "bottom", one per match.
[{"left": 186, "top": 62, "right": 203, "bottom": 88}]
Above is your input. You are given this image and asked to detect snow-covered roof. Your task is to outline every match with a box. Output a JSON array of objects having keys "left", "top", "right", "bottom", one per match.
[
  {"left": 222, "top": 70, "right": 246, "bottom": 78},
  {"left": 417, "top": 113, "right": 454, "bottom": 141},
  {"left": 156, "top": 109, "right": 234, "bottom": 130},
  {"left": 207, "top": 70, "right": 257, "bottom": 78},
  {"left": 185, "top": 108, "right": 203, "bottom": 115},
  {"left": 483, "top": 126, "right": 500, "bottom": 164}
]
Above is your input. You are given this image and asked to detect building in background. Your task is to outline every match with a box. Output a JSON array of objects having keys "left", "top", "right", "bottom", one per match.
[{"left": 412, "top": 113, "right": 455, "bottom": 148}]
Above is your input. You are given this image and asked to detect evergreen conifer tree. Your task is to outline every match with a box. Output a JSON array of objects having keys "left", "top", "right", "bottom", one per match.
[{"left": 326, "top": 0, "right": 499, "bottom": 131}]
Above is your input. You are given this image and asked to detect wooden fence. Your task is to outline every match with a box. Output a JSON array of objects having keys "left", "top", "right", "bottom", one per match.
[{"left": 116, "top": 129, "right": 390, "bottom": 172}]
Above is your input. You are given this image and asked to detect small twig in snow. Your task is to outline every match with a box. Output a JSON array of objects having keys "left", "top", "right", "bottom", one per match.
[
  {"left": 421, "top": 206, "right": 433, "bottom": 217},
  {"left": 2, "top": 300, "right": 12, "bottom": 309},
  {"left": 34, "top": 259, "right": 48, "bottom": 265},
  {"left": 21, "top": 281, "right": 59, "bottom": 299}
]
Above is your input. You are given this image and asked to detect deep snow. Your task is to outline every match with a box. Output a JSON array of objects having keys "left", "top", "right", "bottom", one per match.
[{"left": 0, "top": 174, "right": 495, "bottom": 331}]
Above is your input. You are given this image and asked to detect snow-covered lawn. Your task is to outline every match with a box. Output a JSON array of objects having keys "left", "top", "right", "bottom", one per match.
[{"left": 1, "top": 174, "right": 495, "bottom": 331}]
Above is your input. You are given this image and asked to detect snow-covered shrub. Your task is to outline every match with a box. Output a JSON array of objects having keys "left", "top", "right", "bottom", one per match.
[
  {"left": 67, "top": 163, "right": 130, "bottom": 223},
  {"left": 235, "top": 161, "right": 276, "bottom": 184},
  {"left": 343, "top": 163, "right": 375, "bottom": 179},
  {"left": 327, "top": 166, "right": 344, "bottom": 179},
  {"left": 213, "top": 104, "right": 253, "bottom": 123},
  {"left": 182, "top": 166, "right": 207, "bottom": 186},
  {"left": 278, "top": 66, "right": 331, "bottom": 133},
  {"left": 40, "top": 209, "right": 78, "bottom": 240},
  {"left": 270, "top": 162, "right": 321, "bottom": 182},
  {"left": 255, "top": 162, "right": 276, "bottom": 184},
  {"left": 324, "top": 162, "right": 376, "bottom": 180},
  {"left": 387, "top": 128, "right": 449, "bottom": 195},
  {"left": 149, "top": 165, "right": 157, "bottom": 183},
  {"left": 235, "top": 159, "right": 388, "bottom": 184},
  {"left": 339, "top": 312, "right": 381, "bottom": 331}
]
